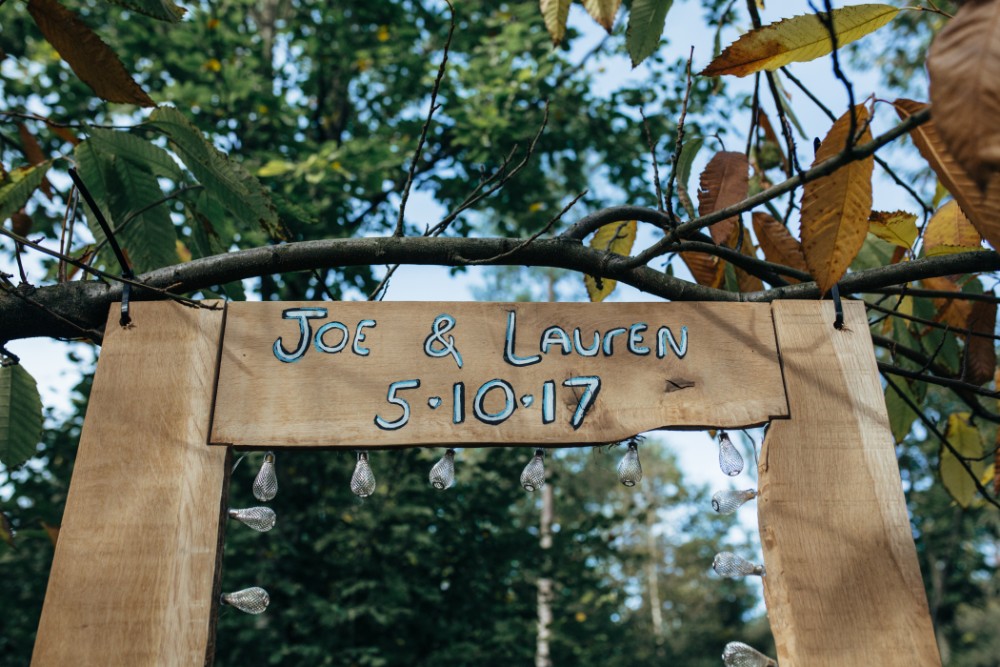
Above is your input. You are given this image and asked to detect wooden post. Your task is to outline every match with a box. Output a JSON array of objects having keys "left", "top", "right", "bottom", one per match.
[
  {"left": 759, "top": 300, "right": 941, "bottom": 666},
  {"left": 32, "top": 302, "right": 228, "bottom": 667}
]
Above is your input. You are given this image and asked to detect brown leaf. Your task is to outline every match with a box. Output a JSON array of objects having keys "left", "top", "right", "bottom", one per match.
[
  {"left": 41, "top": 521, "right": 59, "bottom": 547},
  {"left": 927, "top": 1, "right": 1000, "bottom": 189},
  {"left": 924, "top": 200, "right": 983, "bottom": 256},
  {"left": 734, "top": 228, "right": 764, "bottom": 292},
  {"left": 26, "top": 0, "right": 154, "bottom": 107},
  {"left": 11, "top": 211, "right": 33, "bottom": 236},
  {"left": 800, "top": 105, "right": 874, "bottom": 294},
  {"left": 698, "top": 151, "right": 749, "bottom": 246},
  {"left": 16, "top": 124, "right": 52, "bottom": 197},
  {"left": 680, "top": 251, "right": 725, "bottom": 288},
  {"left": 922, "top": 276, "right": 973, "bottom": 330},
  {"left": 962, "top": 299, "right": 997, "bottom": 386},
  {"left": 46, "top": 122, "right": 79, "bottom": 146},
  {"left": 581, "top": 0, "right": 622, "bottom": 32},
  {"left": 752, "top": 212, "right": 807, "bottom": 282},
  {"left": 894, "top": 99, "right": 1000, "bottom": 250}
]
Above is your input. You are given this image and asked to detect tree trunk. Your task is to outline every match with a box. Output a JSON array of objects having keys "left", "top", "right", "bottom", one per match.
[{"left": 536, "top": 479, "right": 554, "bottom": 667}]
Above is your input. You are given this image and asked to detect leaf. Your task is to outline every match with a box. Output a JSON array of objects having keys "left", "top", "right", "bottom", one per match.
[
  {"left": 923, "top": 200, "right": 983, "bottom": 257},
  {"left": 697, "top": 151, "right": 749, "bottom": 246},
  {"left": 962, "top": 300, "right": 997, "bottom": 386},
  {"left": 752, "top": 212, "right": 807, "bottom": 280},
  {"left": 106, "top": 156, "right": 180, "bottom": 272},
  {"left": 17, "top": 124, "right": 46, "bottom": 167},
  {"left": 584, "top": 220, "right": 637, "bottom": 301},
  {"left": 679, "top": 251, "right": 725, "bottom": 288},
  {"left": 102, "top": 0, "right": 186, "bottom": 22},
  {"left": 88, "top": 127, "right": 186, "bottom": 181},
  {"left": 927, "top": 0, "right": 1000, "bottom": 189},
  {"left": 41, "top": 521, "right": 60, "bottom": 547},
  {"left": 0, "top": 511, "right": 14, "bottom": 549},
  {"left": 626, "top": 0, "right": 674, "bottom": 67},
  {"left": 0, "top": 365, "right": 43, "bottom": 469},
  {"left": 941, "top": 412, "right": 987, "bottom": 508},
  {"left": 884, "top": 382, "right": 918, "bottom": 444},
  {"left": 868, "top": 210, "right": 917, "bottom": 249},
  {"left": 800, "top": 105, "right": 874, "bottom": 294},
  {"left": 26, "top": 0, "right": 154, "bottom": 107},
  {"left": 150, "top": 107, "right": 285, "bottom": 240},
  {"left": 581, "top": 0, "right": 622, "bottom": 33},
  {"left": 894, "top": 99, "right": 1000, "bottom": 251},
  {"left": 921, "top": 276, "right": 972, "bottom": 330},
  {"left": 73, "top": 141, "right": 117, "bottom": 249},
  {"left": 701, "top": 4, "right": 899, "bottom": 77},
  {"left": 539, "top": 0, "right": 571, "bottom": 45},
  {"left": 0, "top": 163, "right": 51, "bottom": 223},
  {"left": 734, "top": 228, "right": 763, "bottom": 293}
]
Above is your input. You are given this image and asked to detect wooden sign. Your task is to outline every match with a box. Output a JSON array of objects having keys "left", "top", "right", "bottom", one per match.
[{"left": 211, "top": 302, "right": 788, "bottom": 448}]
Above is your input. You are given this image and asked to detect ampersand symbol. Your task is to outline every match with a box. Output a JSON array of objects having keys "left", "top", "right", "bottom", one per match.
[{"left": 424, "top": 314, "right": 463, "bottom": 369}]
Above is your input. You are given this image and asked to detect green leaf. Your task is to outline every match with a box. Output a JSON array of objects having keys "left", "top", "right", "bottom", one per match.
[
  {"left": 0, "top": 163, "right": 51, "bottom": 223},
  {"left": 626, "top": 0, "right": 674, "bottom": 67},
  {"left": 74, "top": 141, "right": 117, "bottom": 258},
  {"left": 0, "top": 365, "right": 43, "bottom": 469},
  {"left": 941, "top": 412, "right": 988, "bottom": 508},
  {"left": 88, "top": 127, "right": 186, "bottom": 181},
  {"left": 102, "top": 0, "right": 185, "bottom": 22},
  {"left": 584, "top": 220, "right": 637, "bottom": 301},
  {"left": 106, "top": 157, "right": 179, "bottom": 273},
  {"left": 149, "top": 107, "right": 285, "bottom": 240},
  {"left": 674, "top": 136, "right": 703, "bottom": 194},
  {"left": 539, "top": 0, "right": 571, "bottom": 45},
  {"left": 884, "top": 383, "right": 918, "bottom": 444}
]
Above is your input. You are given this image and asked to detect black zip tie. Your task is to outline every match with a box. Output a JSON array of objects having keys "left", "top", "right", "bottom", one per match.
[
  {"left": 67, "top": 168, "right": 135, "bottom": 326},
  {"left": 831, "top": 282, "right": 845, "bottom": 330}
]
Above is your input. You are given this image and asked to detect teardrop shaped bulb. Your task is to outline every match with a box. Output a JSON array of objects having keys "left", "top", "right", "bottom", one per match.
[
  {"left": 351, "top": 451, "right": 376, "bottom": 498},
  {"left": 253, "top": 452, "right": 277, "bottom": 501},
  {"left": 430, "top": 449, "right": 456, "bottom": 490},
  {"left": 722, "top": 641, "right": 777, "bottom": 667},
  {"left": 711, "top": 488, "right": 757, "bottom": 515},
  {"left": 712, "top": 552, "right": 765, "bottom": 578},
  {"left": 617, "top": 441, "right": 642, "bottom": 487},
  {"left": 718, "top": 432, "right": 744, "bottom": 477},
  {"left": 228, "top": 506, "right": 277, "bottom": 532},
  {"left": 221, "top": 586, "right": 270, "bottom": 614},
  {"left": 520, "top": 449, "right": 545, "bottom": 492}
]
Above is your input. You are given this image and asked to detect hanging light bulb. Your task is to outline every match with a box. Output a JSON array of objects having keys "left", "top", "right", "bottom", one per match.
[
  {"left": 711, "top": 488, "right": 758, "bottom": 515},
  {"left": 351, "top": 451, "right": 376, "bottom": 498},
  {"left": 520, "top": 449, "right": 546, "bottom": 492},
  {"left": 722, "top": 641, "right": 777, "bottom": 667},
  {"left": 712, "top": 552, "right": 765, "bottom": 578},
  {"left": 253, "top": 452, "right": 278, "bottom": 501},
  {"left": 221, "top": 586, "right": 270, "bottom": 614},
  {"left": 429, "top": 449, "right": 456, "bottom": 490},
  {"left": 718, "top": 432, "right": 744, "bottom": 477},
  {"left": 228, "top": 507, "right": 277, "bottom": 532},
  {"left": 617, "top": 440, "right": 642, "bottom": 486}
]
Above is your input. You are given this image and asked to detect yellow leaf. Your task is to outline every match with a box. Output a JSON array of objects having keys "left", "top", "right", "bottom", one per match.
[
  {"left": 941, "top": 412, "right": 987, "bottom": 508},
  {"left": 752, "top": 212, "right": 807, "bottom": 282},
  {"left": 257, "top": 160, "right": 296, "bottom": 178},
  {"left": 539, "top": 0, "right": 571, "bottom": 45},
  {"left": 923, "top": 200, "right": 983, "bottom": 257},
  {"left": 701, "top": 4, "right": 899, "bottom": 77},
  {"left": 894, "top": 99, "right": 1000, "bottom": 252},
  {"left": 528, "top": 202, "right": 544, "bottom": 213},
  {"left": 204, "top": 58, "right": 222, "bottom": 72},
  {"left": 26, "top": 0, "right": 154, "bottom": 107},
  {"left": 800, "top": 105, "right": 874, "bottom": 295},
  {"left": 582, "top": 0, "right": 622, "bottom": 33},
  {"left": 584, "top": 220, "right": 636, "bottom": 301},
  {"left": 868, "top": 210, "right": 917, "bottom": 249},
  {"left": 175, "top": 239, "right": 192, "bottom": 263},
  {"left": 376, "top": 25, "right": 390, "bottom": 42},
  {"left": 927, "top": 1, "right": 1000, "bottom": 189},
  {"left": 697, "top": 151, "right": 749, "bottom": 246}
]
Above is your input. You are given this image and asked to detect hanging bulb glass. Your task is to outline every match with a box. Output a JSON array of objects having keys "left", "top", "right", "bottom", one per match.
[
  {"left": 228, "top": 506, "right": 277, "bottom": 532},
  {"left": 429, "top": 449, "right": 456, "bottom": 490},
  {"left": 351, "top": 451, "right": 376, "bottom": 498},
  {"left": 253, "top": 451, "right": 278, "bottom": 501},
  {"left": 520, "top": 449, "right": 546, "bottom": 492},
  {"left": 722, "top": 641, "right": 777, "bottom": 667},
  {"left": 617, "top": 440, "right": 642, "bottom": 487},
  {"left": 712, "top": 552, "right": 765, "bottom": 578},
  {"left": 718, "top": 432, "right": 745, "bottom": 477},
  {"left": 221, "top": 586, "right": 270, "bottom": 614},
  {"left": 711, "top": 488, "right": 758, "bottom": 515}
]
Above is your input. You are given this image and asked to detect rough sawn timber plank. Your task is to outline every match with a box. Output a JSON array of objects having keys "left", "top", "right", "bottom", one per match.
[
  {"left": 759, "top": 300, "right": 940, "bottom": 666},
  {"left": 31, "top": 302, "right": 228, "bottom": 667}
]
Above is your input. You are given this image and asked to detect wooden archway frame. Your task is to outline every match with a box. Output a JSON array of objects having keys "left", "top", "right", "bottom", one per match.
[{"left": 30, "top": 300, "right": 941, "bottom": 666}]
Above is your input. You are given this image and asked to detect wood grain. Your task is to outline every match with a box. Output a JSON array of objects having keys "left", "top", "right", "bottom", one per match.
[
  {"left": 211, "top": 302, "right": 788, "bottom": 448},
  {"left": 32, "top": 302, "right": 228, "bottom": 667},
  {"left": 759, "top": 300, "right": 940, "bottom": 666}
]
